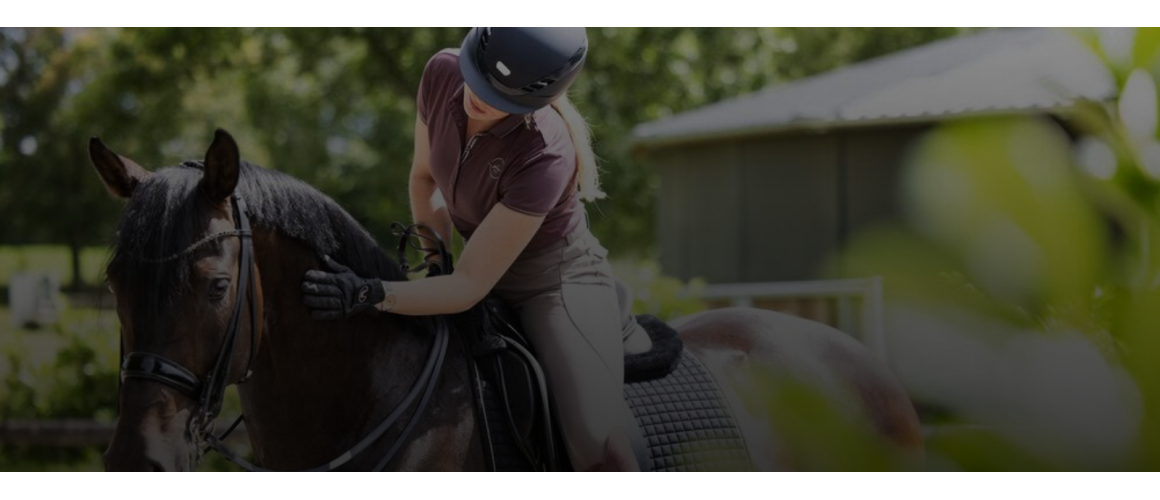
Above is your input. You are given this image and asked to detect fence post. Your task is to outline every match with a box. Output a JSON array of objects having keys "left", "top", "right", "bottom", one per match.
[{"left": 861, "top": 276, "right": 887, "bottom": 363}]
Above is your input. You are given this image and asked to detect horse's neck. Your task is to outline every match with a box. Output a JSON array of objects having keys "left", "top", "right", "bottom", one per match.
[{"left": 239, "top": 231, "right": 481, "bottom": 471}]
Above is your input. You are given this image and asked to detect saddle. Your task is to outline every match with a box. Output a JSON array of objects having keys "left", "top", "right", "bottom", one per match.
[
  {"left": 458, "top": 288, "right": 656, "bottom": 472},
  {"left": 396, "top": 223, "right": 754, "bottom": 472},
  {"left": 461, "top": 286, "right": 754, "bottom": 472}
]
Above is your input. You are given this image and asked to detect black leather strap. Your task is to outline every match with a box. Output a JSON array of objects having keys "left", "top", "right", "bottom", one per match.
[
  {"left": 119, "top": 195, "right": 258, "bottom": 450},
  {"left": 121, "top": 352, "right": 201, "bottom": 398},
  {"left": 199, "top": 196, "right": 254, "bottom": 422},
  {"left": 120, "top": 199, "right": 453, "bottom": 471},
  {"left": 392, "top": 222, "right": 454, "bottom": 276},
  {"left": 206, "top": 316, "right": 452, "bottom": 472},
  {"left": 472, "top": 302, "right": 557, "bottom": 471}
]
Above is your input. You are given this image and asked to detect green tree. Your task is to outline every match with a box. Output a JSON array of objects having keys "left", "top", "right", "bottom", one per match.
[
  {"left": 2, "top": 28, "right": 976, "bottom": 277},
  {"left": 0, "top": 28, "right": 115, "bottom": 290}
]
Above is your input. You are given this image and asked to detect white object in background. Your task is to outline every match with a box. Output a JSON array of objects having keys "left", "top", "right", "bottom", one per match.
[{"left": 9, "top": 272, "right": 63, "bottom": 329}]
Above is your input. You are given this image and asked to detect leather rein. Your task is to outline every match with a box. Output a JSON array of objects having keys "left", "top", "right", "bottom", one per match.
[
  {"left": 118, "top": 196, "right": 451, "bottom": 471},
  {"left": 120, "top": 195, "right": 259, "bottom": 461}
]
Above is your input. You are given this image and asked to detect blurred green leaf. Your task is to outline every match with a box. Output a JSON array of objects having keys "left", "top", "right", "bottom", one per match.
[
  {"left": 1131, "top": 28, "right": 1160, "bottom": 71},
  {"left": 834, "top": 28, "right": 1160, "bottom": 471},
  {"left": 1114, "top": 286, "right": 1160, "bottom": 469},
  {"left": 740, "top": 366, "right": 916, "bottom": 471},
  {"left": 924, "top": 425, "right": 1055, "bottom": 471},
  {"left": 904, "top": 117, "right": 1108, "bottom": 311}
]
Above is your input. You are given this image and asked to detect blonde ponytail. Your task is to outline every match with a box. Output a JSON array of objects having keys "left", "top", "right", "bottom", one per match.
[{"left": 550, "top": 95, "right": 605, "bottom": 202}]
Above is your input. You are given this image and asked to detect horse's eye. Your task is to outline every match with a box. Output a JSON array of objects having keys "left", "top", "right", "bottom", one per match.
[{"left": 210, "top": 278, "right": 231, "bottom": 300}]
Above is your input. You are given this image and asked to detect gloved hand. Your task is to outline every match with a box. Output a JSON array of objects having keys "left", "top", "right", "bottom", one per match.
[{"left": 301, "top": 255, "right": 385, "bottom": 320}]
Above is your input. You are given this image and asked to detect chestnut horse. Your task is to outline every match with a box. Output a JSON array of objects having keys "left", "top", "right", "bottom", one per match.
[{"left": 93, "top": 130, "right": 922, "bottom": 471}]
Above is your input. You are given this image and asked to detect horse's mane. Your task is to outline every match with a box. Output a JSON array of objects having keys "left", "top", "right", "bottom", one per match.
[{"left": 108, "top": 161, "right": 405, "bottom": 316}]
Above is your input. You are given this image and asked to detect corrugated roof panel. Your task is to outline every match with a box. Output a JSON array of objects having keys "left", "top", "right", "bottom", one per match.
[{"left": 633, "top": 28, "right": 1117, "bottom": 148}]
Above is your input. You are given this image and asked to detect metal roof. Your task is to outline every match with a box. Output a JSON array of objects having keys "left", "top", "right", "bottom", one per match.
[{"left": 632, "top": 28, "right": 1115, "bottom": 149}]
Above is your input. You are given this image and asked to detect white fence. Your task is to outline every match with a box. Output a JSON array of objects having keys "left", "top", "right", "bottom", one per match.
[{"left": 698, "top": 277, "right": 887, "bottom": 362}]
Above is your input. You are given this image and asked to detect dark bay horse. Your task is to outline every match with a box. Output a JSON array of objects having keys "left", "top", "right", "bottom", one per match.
[{"left": 92, "top": 130, "right": 923, "bottom": 471}]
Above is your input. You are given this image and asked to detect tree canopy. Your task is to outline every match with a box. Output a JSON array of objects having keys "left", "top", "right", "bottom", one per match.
[{"left": 0, "top": 27, "right": 972, "bottom": 284}]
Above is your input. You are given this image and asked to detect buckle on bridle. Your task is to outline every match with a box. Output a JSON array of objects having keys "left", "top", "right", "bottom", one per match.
[{"left": 392, "top": 222, "right": 454, "bottom": 276}]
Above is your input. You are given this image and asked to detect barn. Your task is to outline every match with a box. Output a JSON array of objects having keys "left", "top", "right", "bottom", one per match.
[{"left": 629, "top": 28, "right": 1114, "bottom": 355}]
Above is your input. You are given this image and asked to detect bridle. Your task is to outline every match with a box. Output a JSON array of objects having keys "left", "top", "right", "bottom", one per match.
[
  {"left": 119, "top": 195, "right": 259, "bottom": 461},
  {"left": 116, "top": 195, "right": 451, "bottom": 471}
]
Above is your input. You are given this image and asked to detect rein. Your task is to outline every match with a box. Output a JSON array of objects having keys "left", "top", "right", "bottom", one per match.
[
  {"left": 392, "top": 221, "right": 454, "bottom": 275},
  {"left": 204, "top": 223, "right": 454, "bottom": 472},
  {"left": 120, "top": 195, "right": 258, "bottom": 462},
  {"left": 119, "top": 201, "right": 454, "bottom": 471},
  {"left": 205, "top": 316, "right": 449, "bottom": 472}
]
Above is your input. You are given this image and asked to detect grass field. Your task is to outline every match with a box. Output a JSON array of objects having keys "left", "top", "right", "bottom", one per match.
[
  {"left": 0, "top": 306, "right": 119, "bottom": 370},
  {"left": 0, "top": 304, "right": 249, "bottom": 472},
  {"left": 0, "top": 245, "right": 112, "bottom": 290}
]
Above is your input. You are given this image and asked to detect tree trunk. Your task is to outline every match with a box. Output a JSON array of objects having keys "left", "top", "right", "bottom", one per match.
[{"left": 69, "top": 240, "right": 83, "bottom": 292}]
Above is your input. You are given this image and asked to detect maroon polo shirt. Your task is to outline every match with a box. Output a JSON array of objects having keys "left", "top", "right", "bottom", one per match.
[{"left": 418, "top": 49, "right": 581, "bottom": 253}]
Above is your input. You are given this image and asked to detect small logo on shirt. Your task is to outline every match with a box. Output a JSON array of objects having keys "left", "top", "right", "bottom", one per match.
[{"left": 488, "top": 158, "right": 505, "bottom": 180}]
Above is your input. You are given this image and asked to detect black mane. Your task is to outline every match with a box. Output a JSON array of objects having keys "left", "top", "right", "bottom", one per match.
[{"left": 108, "top": 160, "right": 404, "bottom": 317}]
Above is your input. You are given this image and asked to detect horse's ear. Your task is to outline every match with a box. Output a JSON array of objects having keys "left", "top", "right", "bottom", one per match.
[
  {"left": 200, "top": 129, "right": 241, "bottom": 203},
  {"left": 89, "top": 137, "right": 152, "bottom": 199}
]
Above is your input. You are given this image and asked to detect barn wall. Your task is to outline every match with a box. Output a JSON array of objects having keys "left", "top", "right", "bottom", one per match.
[
  {"left": 653, "top": 124, "right": 936, "bottom": 284},
  {"left": 842, "top": 124, "right": 931, "bottom": 238},
  {"left": 655, "top": 142, "right": 741, "bottom": 282},
  {"left": 738, "top": 133, "right": 839, "bottom": 281},
  {"left": 655, "top": 133, "right": 842, "bottom": 282}
]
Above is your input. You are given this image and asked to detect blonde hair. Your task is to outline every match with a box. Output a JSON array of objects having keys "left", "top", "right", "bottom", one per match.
[{"left": 549, "top": 95, "right": 605, "bottom": 202}]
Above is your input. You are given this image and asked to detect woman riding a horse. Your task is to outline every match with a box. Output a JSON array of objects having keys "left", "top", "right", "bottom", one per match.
[
  {"left": 299, "top": 27, "right": 648, "bottom": 472},
  {"left": 93, "top": 27, "right": 922, "bottom": 472}
]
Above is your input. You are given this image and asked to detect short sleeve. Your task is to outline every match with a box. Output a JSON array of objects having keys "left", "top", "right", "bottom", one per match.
[
  {"left": 500, "top": 150, "right": 576, "bottom": 217},
  {"left": 417, "top": 50, "right": 459, "bottom": 126}
]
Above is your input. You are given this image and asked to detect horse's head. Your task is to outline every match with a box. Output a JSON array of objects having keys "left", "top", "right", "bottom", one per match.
[{"left": 92, "top": 130, "right": 264, "bottom": 471}]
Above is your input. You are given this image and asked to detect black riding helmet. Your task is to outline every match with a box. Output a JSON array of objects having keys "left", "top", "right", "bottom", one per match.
[{"left": 459, "top": 27, "right": 588, "bottom": 114}]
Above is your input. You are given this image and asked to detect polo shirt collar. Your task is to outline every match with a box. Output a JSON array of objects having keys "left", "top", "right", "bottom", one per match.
[{"left": 449, "top": 84, "right": 527, "bottom": 139}]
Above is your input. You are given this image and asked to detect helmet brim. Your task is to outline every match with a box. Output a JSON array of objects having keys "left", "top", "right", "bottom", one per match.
[{"left": 459, "top": 29, "right": 543, "bottom": 115}]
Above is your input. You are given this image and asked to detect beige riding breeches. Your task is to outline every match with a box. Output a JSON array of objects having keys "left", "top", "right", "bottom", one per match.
[{"left": 491, "top": 224, "right": 645, "bottom": 471}]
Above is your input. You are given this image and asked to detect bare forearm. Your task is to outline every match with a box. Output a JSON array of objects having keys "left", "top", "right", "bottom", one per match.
[
  {"left": 374, "top": 205, "right": 545, "bottom": 318},
  {"left": 409, "top": 173, "right": 454, "bottom": 249},
  {"left": 377, "top": 274, "right": 485, "bottom": 316}
]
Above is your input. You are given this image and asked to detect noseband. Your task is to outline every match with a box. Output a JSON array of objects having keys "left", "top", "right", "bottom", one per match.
[
  {"left": 116, "top": 195, "right": 452, "bottom": 471},
  {"left": 119, "top": 195, "right": 259, "bottom": 453}
]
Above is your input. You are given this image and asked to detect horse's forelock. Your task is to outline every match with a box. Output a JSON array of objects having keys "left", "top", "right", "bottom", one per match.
[{"left": 107, "top": 160, "right": 405, "bottom": 298}]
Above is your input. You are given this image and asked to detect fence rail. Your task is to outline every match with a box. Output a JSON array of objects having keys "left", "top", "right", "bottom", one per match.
[
  {"left": 0, "top": 419, "right": 248, "bottom": 447},
  {"left": 698, "top": 277, "right": 886, "bottom": 361},
  {"left": 0, "top": 419, "right": 113, "bottom": 447}
]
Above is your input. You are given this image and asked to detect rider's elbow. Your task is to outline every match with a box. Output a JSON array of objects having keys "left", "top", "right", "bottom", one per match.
[{"left": 445, "top": 273, "right": 490, "bottom": 314}]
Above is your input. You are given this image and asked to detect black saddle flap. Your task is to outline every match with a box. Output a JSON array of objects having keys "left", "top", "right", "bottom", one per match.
[{"left": 464, "top": 296, "right": 555, "bottom": 469}]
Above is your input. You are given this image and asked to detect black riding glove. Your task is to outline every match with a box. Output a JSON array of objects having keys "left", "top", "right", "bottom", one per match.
[{"left": 301, "top": 255, "right": 385, "bottom": 320}]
